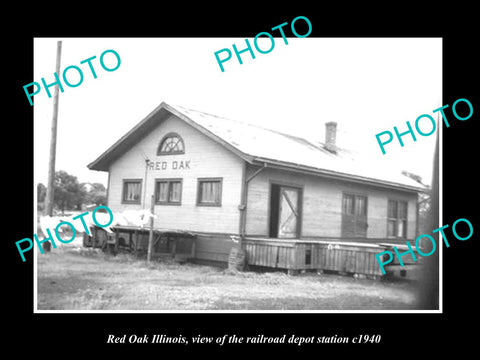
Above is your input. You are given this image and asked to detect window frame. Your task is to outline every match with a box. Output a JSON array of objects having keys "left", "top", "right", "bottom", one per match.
[
  {"left": 341, "top": 192, "right": 368, "bottom": 238},
  {"left": 196, "top": 177, "right": 223, "bottom": 207},
  {"left": 154, "top": 178, "right": 183, "bottom": 205},
  {"left": 122, "top": 179, "right": 143, "bottom": 204},
  {"left": 342, "top": 193, "right": 355, "bottom": 215},
  {"left": 341, "top": 193, "right": 367, "bottom": 216},
  {"left": 157, "top": 132, "right": 185, "bottom": 156},
  {"left": 387, "top": 199, "right": 408, "bottom": 239}
]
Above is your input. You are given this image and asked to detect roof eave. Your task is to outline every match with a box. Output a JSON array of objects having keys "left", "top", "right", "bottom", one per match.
[
  {"left": 87, "top": 102, "right": 255, "bottom": 172},
  {"left": 88, "top": 102, "right": 172, "bottom": 172},
  {"left": 251, "top": 157, "right": 425, "bottom": 193}
]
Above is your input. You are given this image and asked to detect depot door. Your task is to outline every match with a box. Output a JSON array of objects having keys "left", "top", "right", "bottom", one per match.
[
  {"left": 269, "top": 184, "right": 302, "bottom": 239},
  {"left": 341, "top": 194, "right": 368, "bottom": 238}
]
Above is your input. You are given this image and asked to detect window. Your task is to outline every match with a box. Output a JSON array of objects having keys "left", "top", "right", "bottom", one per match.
[
  {"left": 122, "top": 180, "right": 142, "bottom": 204},
  {"left": 157, "top": 133, "right": 185, "bottom": 155},
  {"left": 342, "top": 194, "right": 367, "bottom": 216},
  {"left": 197, "top": 178, "right": 222, "bottom": 206},
  {"left": 355, "top": 195, "right": 367, "bottom": 216},
  {"left": 387, "top": 199, "right": 408, "bottom": 238},
  {"left": 341, "top": 193, "right": 368, "bottom": 238},
  {"left": 155, "top": 179, "right": 182, "bottom": 205},
  {"left": 342, "top": 194, "right": 354, "bottom": 215}
]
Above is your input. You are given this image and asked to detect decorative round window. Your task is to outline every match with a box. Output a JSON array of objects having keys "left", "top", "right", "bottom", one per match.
[{"left": 157, "top": 133, "right": 185, "bottom": 155}]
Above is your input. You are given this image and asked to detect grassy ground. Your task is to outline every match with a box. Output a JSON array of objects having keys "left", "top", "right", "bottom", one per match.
[{"left": 36, "top": 239, "right": 421, "bottom": 311}]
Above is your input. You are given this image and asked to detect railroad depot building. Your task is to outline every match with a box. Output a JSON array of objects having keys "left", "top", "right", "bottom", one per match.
[{"left": 88, "top": 102, "right": 425, "bottom": 276}]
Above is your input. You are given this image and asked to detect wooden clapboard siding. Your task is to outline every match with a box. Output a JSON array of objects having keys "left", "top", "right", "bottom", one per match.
[
  {"left": 245, "top": 166, "right": 418, "bottom": 241},
  {"left": 107, "top": 114, "right": 244, "bottom": 234}
]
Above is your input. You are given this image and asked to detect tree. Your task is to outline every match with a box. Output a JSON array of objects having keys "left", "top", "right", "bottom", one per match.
[
  {"left": 53, "top": 170, "right": 86, "bottom": 214},
  {"left": 85, "top": 182, "right": 107, "bottom": 206},
  {"left": 37, "top": 183, "right": 47, "bottom": 202},
  {"left": 402, "top": 170, "right": 432, "bottom": 233},
  {"left": 401, "top": 170, "right": 424, "bottom": 185},
  {"left": 37, "top": 183, "right": 47, "bottom": 211}
]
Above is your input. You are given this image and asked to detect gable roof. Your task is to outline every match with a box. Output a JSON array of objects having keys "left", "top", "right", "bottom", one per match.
[{"left": 88, "top": 102, "right": 426, "bottom": 192}]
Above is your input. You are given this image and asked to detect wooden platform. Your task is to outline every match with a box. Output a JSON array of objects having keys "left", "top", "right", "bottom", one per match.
[
  {"left": 85, "top": 227, "right": 419, "bottom": 277},
  {"left": 243, "top": 238, "right": 389, "bottom": 276},
  {"left": 84, "top": 226, "right": 196, "bottom": 260}
]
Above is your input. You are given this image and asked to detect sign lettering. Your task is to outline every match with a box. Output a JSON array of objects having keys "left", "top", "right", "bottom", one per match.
[{"left": 147, "top": 160, "right": 190, "bottom": 170}]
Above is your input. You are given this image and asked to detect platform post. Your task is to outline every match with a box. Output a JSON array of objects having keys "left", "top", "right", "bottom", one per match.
[{"left": 147, "top": 195, "right": 155, "bottom": 262}]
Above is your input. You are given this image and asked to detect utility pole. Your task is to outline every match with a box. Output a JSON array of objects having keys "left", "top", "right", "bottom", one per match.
[{"left": 44, "top": 40, "right": 62, "bottom": 218}]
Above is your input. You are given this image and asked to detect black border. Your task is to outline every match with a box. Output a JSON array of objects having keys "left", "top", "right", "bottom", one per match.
[{"left": 7, "top": 5, "right": 479, "bottom": 355}]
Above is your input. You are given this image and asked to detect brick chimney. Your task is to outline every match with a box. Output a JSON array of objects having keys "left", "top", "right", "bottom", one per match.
[{"left": 325, "top": 121, "right": 337, "bottom": 153}]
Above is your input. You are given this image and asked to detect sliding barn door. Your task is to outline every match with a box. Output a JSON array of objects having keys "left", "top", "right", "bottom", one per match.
[{"left": 278, "top": 187, "right": 301, "bottom": 238}]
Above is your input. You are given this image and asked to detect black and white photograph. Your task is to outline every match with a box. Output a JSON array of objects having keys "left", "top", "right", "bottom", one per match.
[{"left": 32, "top": 37, "right": 442, "bottom": 312}]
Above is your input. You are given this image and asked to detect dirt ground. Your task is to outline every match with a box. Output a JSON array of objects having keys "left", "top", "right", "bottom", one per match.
[{"left": 36, "top": 238, "right": 422, "bottom": 311}]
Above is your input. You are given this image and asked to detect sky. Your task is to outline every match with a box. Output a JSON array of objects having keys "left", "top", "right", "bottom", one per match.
[{"left": 33, "top": 37, "right": 442, "bottom": 187}]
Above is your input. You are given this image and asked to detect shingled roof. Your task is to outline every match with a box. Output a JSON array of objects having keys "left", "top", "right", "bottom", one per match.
[{"left": 88, "top": 102, "right": 425, "bottom": 192}]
